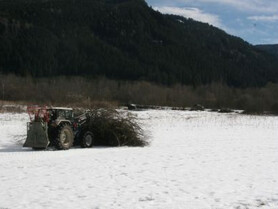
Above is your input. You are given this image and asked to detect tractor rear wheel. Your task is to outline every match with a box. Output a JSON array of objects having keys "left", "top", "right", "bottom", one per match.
[
  {"left": 81, "top": 131, "right": 94, "bottom": 148},
  {"left": 54, "top": 124, "right": 74, "bottom": 150}
]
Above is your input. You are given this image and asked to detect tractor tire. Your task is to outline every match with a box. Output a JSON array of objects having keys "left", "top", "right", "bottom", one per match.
[
  {"left": 81, "top": 131, "right": 94, "bottom": 148},
  {"left": 54, "top": 124, "right": 74, "bottom": 150}
]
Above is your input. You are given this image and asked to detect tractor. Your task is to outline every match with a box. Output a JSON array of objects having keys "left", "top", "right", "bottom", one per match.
[{"left": 23, "top": 106, "right": 94, "bottom": 150}]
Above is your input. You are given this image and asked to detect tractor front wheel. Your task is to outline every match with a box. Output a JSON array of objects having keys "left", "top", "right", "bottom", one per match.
[
  {"left": 81, "top": 131, "right": 94, "bottom": 148},
  {"left": 54, "top": 124, "right": 74, "bottom": 150}
]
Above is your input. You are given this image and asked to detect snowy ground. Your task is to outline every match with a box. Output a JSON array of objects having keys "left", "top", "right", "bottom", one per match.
[{"left": 0, "top": 110, "right": 278, "bottom": 209}]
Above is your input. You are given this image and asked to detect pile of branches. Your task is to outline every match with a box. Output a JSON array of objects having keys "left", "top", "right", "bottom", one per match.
[{"left": 82, "top": 109, "right": 148, "bottom": 147}]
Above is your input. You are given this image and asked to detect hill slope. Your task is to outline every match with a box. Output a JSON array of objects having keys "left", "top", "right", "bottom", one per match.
[
  {"left": 0, "top": 0, "right": 278, "bottom": 87},
  {"left": 256, "top": 44, "right": 278, "bottom": 57}
]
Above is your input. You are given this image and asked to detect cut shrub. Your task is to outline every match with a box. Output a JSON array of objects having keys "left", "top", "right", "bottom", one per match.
[{"left": 83, "top": 109, "right": 148, "bottom": 147}]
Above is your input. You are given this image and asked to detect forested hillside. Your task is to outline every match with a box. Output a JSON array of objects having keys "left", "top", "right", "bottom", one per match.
[
  {"left": 256, "top": 44, "right": 278, "bottom": 57},
  {"left": 0, "top": 0, "right": 278, "bottom": 87}
]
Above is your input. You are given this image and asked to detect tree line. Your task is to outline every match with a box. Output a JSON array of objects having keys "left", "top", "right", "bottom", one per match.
[{"left": 1, "top": 74, "right": 278, "bottom": 114}]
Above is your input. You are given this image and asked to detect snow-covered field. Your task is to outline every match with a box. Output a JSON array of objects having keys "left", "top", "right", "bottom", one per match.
[{"left": 0, "top": 110, "right": 278, "bottom": 209}]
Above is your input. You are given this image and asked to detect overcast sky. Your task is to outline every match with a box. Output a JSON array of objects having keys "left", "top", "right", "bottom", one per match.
[{"left": 146, "top": 0, "right": 278, "bottom": 45}]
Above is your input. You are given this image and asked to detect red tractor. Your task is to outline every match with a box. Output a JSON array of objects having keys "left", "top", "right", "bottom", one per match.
[{"left": 24, "top": 106, "right": 94, "bottom": 150}]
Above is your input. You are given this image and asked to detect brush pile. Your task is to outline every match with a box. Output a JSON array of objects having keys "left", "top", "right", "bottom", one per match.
[{"left": 82, "top": 109, "right": 148, "bottom": 147}]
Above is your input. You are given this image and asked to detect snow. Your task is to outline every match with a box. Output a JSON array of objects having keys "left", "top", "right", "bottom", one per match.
[{"left": 0, "top": 110, "right": 278, "bottom": 209}]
